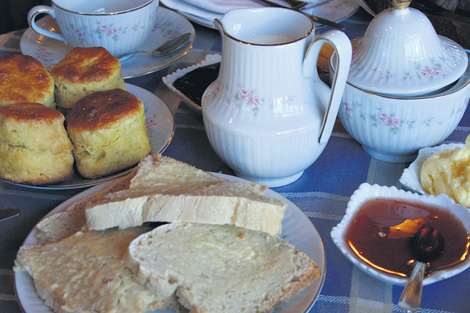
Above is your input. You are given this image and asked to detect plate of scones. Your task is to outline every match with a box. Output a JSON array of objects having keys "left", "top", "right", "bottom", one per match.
[{"left": 0, "top": 48, "right": 174, "bottom": 190}]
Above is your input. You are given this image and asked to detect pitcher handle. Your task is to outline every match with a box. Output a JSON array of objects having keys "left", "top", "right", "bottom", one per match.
[{"left": 303, "top": 30, "right": 352, "bottom": 144}]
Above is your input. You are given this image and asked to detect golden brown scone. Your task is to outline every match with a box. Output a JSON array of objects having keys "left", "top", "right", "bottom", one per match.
[
  {"left": 67, "top": 89, "right": 151, "bottom": 179},
  {"left": 0, "top": 55, "right": 55, "bottom": 108},
  {"left": 0, "top": 103, "right": 74, "bottom": 185},
  {"left": 49, "top": 47, "right": 126, "bottom": 109}
]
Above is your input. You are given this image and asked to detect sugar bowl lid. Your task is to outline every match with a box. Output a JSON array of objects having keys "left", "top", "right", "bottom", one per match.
[{"left": 348, "top": 0, "right": 468, "bottom": 96}]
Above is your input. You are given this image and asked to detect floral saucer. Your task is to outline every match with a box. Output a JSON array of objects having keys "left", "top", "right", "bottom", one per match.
[{"left": 20, "top": 7, "right": 195, "bottom": 79}]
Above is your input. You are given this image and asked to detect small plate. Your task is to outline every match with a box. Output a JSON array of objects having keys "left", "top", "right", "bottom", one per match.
[
  {"left": 15, "top": 173, "right": 326, "bottom": 313},
  {"left": 163, "top": 0, "right": 359, "bottom": 29},
  {"left": 331, "top": 183, "right": 470, "bottom": 286},
  {"left": 20, "top": 7, "right": 195, "bottom": 79},
  {"left": 399, "top": 143, "right": 465, "bottom": 195},
  {"left": 162, "top": 54, "right": 221, "bottom": 114},
  {"left": 1, "top": 83, "right": 175, "bottom": 190}
]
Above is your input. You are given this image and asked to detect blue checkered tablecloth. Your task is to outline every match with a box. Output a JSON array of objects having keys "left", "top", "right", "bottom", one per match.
[{"left": 1, "top": 7, "right": 469, "bottom": 313}]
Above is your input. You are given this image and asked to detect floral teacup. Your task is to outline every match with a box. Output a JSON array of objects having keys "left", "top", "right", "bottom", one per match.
[{"left": 28, "top": 0, "right": 159, "bottom": 57}]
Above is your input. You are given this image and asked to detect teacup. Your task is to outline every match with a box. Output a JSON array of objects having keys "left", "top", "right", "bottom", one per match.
[{"left": 27, "top": 0, "right": 160, "bottom": 57}]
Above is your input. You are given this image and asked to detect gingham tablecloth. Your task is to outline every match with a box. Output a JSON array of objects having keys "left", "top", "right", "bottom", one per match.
[{"left": 1, "top": 7, "right": 469, "bottom": 313}]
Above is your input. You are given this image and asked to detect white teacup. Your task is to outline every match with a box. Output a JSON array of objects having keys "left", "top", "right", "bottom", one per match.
[{"left": 27, "top": 0, "right": 160, "bottom": 57}]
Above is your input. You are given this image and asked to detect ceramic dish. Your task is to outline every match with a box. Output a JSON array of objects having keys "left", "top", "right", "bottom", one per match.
[
  {"left": 348, "top": 0, "right": 468, "bottom": 97},
  {"left": 14, "top": 173, "right": 326, "bottom": 313},
  {"left": 20, "top": 7, "right": 195, "bottom": 79},
  {"left": 399, "top": 142, "right": 465, "bottom": 195},
  {"left": 331, "top": 183, "right": 470, "bottom": 286},
  {"left": 165, "top": 0, "right": 359, "bottom": 29},
  {"left": 162, "top": 54, "right": 220, "bottom": 114},
  {"left": 1, "top": 84, "right": 174, "bottom": 190},
  {"left": 329, "top": 51, "right": 470, "bottom": 163}
]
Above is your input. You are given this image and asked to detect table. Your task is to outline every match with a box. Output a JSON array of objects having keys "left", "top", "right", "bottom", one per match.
[{"left": 1, "top": 7, "right": 469, "bottom": 313}]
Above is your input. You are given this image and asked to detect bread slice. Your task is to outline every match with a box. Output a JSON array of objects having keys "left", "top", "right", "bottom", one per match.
[
  {"left": 14, "top": 227, "right": 171, "bottom": 313},
  {"left": 126, "top": 223, "right": 320, "bottom": 313},
  {"left": 85, "top": 154, "right": 287, "bottom": 235}
]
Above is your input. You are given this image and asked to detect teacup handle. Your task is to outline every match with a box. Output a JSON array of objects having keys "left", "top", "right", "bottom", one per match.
[
  {"left": 303, "top": 30, "right": 352, "bottom": 144},
  {"left": 27, "top": 5, "right": 69, "bottom": 44}
]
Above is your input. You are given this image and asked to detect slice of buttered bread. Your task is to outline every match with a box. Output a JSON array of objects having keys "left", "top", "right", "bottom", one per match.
[
  {"left": 14, "top": 228, "right": 171, "bottom": 313},
  {"left": 85, "top": 154, "right": 287, "bottom": 235},
  {"left": 126, "top": 223, "right": 320, "bottom": 313}
]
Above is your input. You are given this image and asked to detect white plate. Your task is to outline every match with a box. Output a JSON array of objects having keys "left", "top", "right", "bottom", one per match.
[
  {"left": 399, "top": 143, "right": 465, "bottom": 195},
  {"left": 14, "top": 173, "right": 326, "bottom": 313},
  {"left": 2, "top": 83, "right": 174, "bottom": 190},
  {"left": 20, "top": 7, "right": 195, "bottom": 79},
  {"left": 162, "top": 54, "right": 220, "bottom": 114},
  {"left": 171, "top": 0, "right": 360, "bottom": 29}
]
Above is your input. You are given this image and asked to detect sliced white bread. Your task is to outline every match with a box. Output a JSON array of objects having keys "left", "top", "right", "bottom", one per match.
[
  {"left": 126, "top": 222, "right": 320, "bottom": 313},
  {"left": 14, "top": 227, "right": 172, "bottom": 313},
  {"left": 85, "top": 154, "right": 287, "bottom": 235}
]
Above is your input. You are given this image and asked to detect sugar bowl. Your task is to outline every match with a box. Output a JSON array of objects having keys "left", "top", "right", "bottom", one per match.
[{"left": 330, "top": 0, "right": 470, "bottom": 163}]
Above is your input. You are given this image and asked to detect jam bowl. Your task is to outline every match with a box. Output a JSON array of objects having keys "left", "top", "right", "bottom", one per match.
[
  {"left": 348, "top": 0, "right": 468, "bottom": 97},
  {"left": 331, "top": 183, "right": 470, "bottom": 286},
  {"left": 329, "top": 53, "right": 470, "bottom": 163}
]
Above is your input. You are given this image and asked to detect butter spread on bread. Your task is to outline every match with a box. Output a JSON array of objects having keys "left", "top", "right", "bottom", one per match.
[
  {"left": 126, "top": 222, "right": 321, "bottom": 313},
  {"left": 85, "top": 154, "right": 287, "bottom": 235},
  {"left": 14, "top": 228, "right": 169, "bottom": 313}
]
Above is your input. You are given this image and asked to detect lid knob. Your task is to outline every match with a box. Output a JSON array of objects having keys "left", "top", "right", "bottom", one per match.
[{"left": 390, "top": 0, "right": 411, "bottom": 10}]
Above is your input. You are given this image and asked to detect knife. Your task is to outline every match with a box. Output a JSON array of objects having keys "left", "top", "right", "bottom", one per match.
[
  {"left": 256, "top": 0, "right": 346, "bottom": 30},
  {"left": 0, "top": 208, "right": 20, "bottom": 221}
]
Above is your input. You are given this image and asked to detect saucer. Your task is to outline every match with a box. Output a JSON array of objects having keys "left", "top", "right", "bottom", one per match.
[
  {"left": 164, "top": 0, "right": 359, "bottom": 29},
  {"left": 20, "top": 7, "right": 195, "bottom": 79}
]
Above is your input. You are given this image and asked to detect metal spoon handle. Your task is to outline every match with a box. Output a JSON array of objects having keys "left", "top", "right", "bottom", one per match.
[{"left": 398, "top": 261, "right": 426, "bottom": 312}]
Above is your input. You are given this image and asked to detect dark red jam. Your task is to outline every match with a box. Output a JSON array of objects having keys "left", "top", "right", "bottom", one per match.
[
  {"left": 344, "top": 198, "right": 470, "bottom": 277},
  {"left": 173, "top": 62, "right": 220, "bottom": 106}
]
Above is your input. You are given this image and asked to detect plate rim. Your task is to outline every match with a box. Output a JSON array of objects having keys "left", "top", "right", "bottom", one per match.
[
  {"left": 1, "top": 83, "right": 175, "bottom": 190},
  {"left": 14, "top": 172, "right": 326, "bottom": 313},
  {"left": 173, "top": 0, "right": 360, "bottom": 28}
]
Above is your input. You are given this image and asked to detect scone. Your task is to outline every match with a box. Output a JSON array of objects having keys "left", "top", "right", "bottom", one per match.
[
  {"left": 49, "top": 47, "right": 126, "bottom": 109},
  {"left": 66, "top": 88, "right": 151, "bottom": 179},
  {"left": 0, "top": 55, "right": 55, "bottom": 108},
  {"left": 0, "top": 103, "right": 74, "bottom": 185}
]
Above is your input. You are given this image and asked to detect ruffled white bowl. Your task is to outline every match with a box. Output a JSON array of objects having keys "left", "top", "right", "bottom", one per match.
[
  {"left": 331, "top": 183, "right": 470, "bottom": 286},
  {"left": 399, "top": 143, "right": 465, "bottom": 195}
]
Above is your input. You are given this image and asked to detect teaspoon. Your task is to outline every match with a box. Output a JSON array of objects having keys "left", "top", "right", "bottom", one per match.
[
  {"left": 398, "top": 227, "right": 445, "bottom": 312},
  {"left": 118, "top": 32, "right": 192, "bottom": 62}
]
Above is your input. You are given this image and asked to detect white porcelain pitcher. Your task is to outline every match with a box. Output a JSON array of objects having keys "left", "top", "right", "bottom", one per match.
[{"left": 202, "top": 8, "right": 352, "bottom": 187}]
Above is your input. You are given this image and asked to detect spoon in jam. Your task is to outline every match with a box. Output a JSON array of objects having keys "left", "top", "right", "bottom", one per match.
[{"left": 398, "top": 227, "right": 445, "bottom": 312}]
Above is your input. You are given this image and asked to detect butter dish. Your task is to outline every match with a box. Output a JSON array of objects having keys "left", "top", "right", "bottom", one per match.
[{"left": 399, "top": 143, "right": 465, "bottom": 195}]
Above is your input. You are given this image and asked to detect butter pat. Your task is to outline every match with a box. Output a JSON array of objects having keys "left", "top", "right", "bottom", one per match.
[{"left": 420, "top": 135, "right": 470, "bottom": 207}]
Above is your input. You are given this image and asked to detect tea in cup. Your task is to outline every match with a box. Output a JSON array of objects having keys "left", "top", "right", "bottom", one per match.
[{"left": 27, "top": 0, "right": 160, "bottom": 57}]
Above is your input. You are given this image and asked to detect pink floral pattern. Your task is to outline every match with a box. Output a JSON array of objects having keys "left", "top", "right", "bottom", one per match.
[
  {"left": 237, "top": 88, "right": 262, "bottom": 113},
  {"left": 377, "top": 112, "right": 401, "bottom": 129},
  {"left": 418, "top": 66, "right": 443, "bottom": 78}
]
